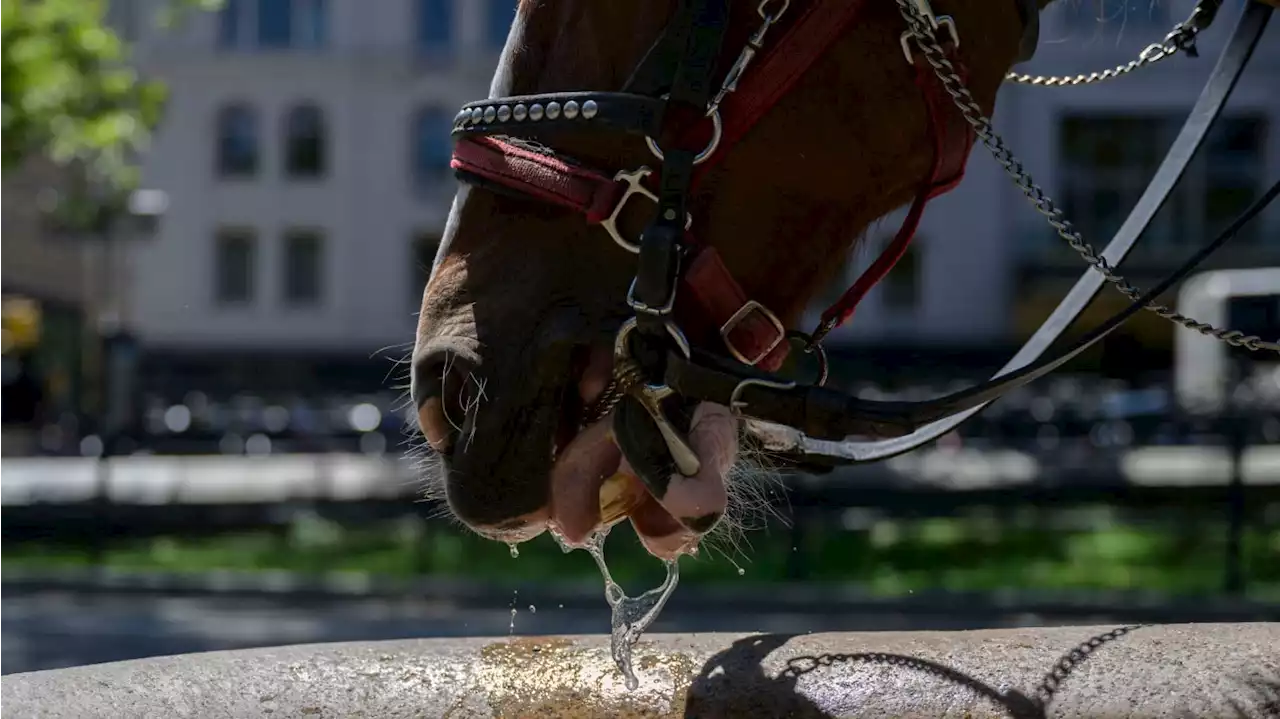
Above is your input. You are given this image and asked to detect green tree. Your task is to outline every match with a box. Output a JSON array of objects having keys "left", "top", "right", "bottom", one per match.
[{"left": 2, "top": 0, "right": 218, "bottom": 219}]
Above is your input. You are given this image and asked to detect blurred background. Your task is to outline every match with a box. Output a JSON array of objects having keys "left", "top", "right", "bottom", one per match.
[{"left": 2, "top": 0, "right": 1278, "bottom": 677}]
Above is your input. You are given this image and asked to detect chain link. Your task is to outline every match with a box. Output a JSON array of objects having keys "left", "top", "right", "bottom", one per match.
[
  {"left": 895, "top": 0, "right": 1278, "bottom": 353},
  {"left": 1005, "top": 1, "right": 1218, "bottom": 86},
  {"left": 706, "top": 0, "right": 792, "bottom": 117}
]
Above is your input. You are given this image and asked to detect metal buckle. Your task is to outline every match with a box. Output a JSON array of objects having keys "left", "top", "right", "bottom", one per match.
[
  {"left": 728, "top": 377, "right": 797, "bottom": 417},
  {"left": 719, "top": 300, "right": 786, "bottom": 366},
  {"left": 599, "top": 167, "right": 692, "bottom": 254},
  {"left": 626, "top": 276, "right": 678, "bottom": 316},
  {"left": 613, "top": 316, "right": 692, "bottom": 363},
  {"left": 899, "top": 0, "right": 959, "bottom": 63},
  {"left": 611, "top": 317, "right": 700, "bottom": 476},
  {"left": 645, "top": 99, "right": 723, "bottom": 166}
]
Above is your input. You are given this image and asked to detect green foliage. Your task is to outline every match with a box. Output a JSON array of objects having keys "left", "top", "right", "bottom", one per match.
[{"left": 1, "top": 0, "right": 220, "bottom": 196}]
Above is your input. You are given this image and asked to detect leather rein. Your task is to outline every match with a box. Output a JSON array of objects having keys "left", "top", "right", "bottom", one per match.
[{"left": 447, "top": 0, "right": 1277, "bottom": 475}]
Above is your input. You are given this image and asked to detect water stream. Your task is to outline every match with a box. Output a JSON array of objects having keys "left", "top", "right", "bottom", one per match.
[{"left": 552, "top": 527, "right": 680, "bottom": 690}]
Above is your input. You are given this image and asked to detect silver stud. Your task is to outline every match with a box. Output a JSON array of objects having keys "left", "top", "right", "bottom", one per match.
[
  {"left": 454, "top": 111, "right": 469, "bottom": 127},
  {"left": 513, "top": 104, "right": 528, "bottom": 121},
  {"left": 529, "top": 103, "right": 544, "bottom": 121},
  {"left": 563, "top": 100, "right": 580, "bottom": 119},
  {"left": 546, "top": 101, "right": 561, "bottom": 120},
  {"left": 582, "top": 100, "right": 599, "bottom": 119},
  {"left": 482, "top": 106, "right": 497, "bottom": 123},
  {"left": 470, "top": 107, "right": 483, "bottom": 124},
  {"left": 496, "top": 105, "right": 511, "bottom": 122}
]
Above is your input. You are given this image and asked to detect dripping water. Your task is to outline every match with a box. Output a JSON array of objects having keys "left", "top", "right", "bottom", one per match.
[
  {"left": 508, "top": 543, "right": 519, "bottom": 559},
  {"left": 553, "top": 527, "right": 679, "bottom": 690}
]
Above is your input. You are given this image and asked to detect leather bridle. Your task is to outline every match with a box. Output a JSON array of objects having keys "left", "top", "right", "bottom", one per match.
[{"left": 447, "top": 0, "right": 1278, "bottom": 482}]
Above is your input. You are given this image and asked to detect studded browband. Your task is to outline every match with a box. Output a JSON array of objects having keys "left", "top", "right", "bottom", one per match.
[
  {"left": 444, "top": 0, "right": 1150, "bottom": 462},
  {"left": 450, "top": 0, "right": 991, "bottom": 379}
]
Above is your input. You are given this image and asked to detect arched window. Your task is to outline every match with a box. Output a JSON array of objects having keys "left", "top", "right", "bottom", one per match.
[
  {"left": 215, "top": 103, "right": 259, "bottom": 178},
  {"left": 411, "top": 105, "right": 452, "bottom": 190},
  {"left": 283, "top": 103, "right": 327, "bottom": 178}
]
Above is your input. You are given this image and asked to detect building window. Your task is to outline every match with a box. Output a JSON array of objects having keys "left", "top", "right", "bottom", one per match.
[
  {"left": 215, "top": 103, "right": 260, "bottom": 178},
  {"left": 411, "top": 106, "right": 453, "bottom": 190},
  {"left": 283, "top": 103, "right": 327, "bottom": 178},
  {"left": 219, "top": 0, "right": 326, "bottom": 49},
  {"left": 106, "top": 0, "right": 140, "bottom": 42},
  {"left": 257, "top": 0, "right": 292, "bottom": 47},
  {"left": 410, "top": 231, "right": 442, "bottom": 308},
  {"left": 486, "top": 0, "right": 517, "bottom": 48},
  {"left": 882, "top": 242, "right": 921, "bottom": 313},
  {"left": 217, "top": 0, "right": 243, "bottom": 47},
  {"left": 1060, "top": 0, "right": 1170, "bottom": 32},
  {"left": 282, "top": 229, "right": 324, "bottom": 305},
  {"left": 295, "top": 0, "right": 328, "bottom": 48},
  {"left": 416, "top": 0, "right": 452, "bottom": 55},
  {"left": 1058, "top": 113, "right": 1267, "bottom": 250},
  {"left": 214, "top": 228, "right": 257, "bottom": 305}
]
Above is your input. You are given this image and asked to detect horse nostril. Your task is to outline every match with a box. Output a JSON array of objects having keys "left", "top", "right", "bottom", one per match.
[{"left": 413, "top": 349, "right": 477, "bottom": 454}]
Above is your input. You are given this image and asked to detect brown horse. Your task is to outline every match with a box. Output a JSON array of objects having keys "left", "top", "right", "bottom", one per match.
[{"left": 409, "top": 0, "right": 1269, "bottom": 560}]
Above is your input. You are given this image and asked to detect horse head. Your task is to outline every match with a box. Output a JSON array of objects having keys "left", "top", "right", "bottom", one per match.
[{"left": 411, "top": 0, "right": 1050, "bottom": 557}]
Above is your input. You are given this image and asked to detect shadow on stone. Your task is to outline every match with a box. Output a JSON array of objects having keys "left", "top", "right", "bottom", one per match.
[{"left": 683, "top": 625, "right": 1149, "bottom": 718}]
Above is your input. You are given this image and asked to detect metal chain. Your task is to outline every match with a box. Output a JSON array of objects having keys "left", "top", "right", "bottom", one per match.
[
  {"left": 896, "top": 0, "right": 1278, "bottom": 353},
  {"left": 773, "top": 624, "right": 1152, "bottom": 718},
  {"left": 584, "top": 358, "right": 644, "bottom": 425},
  {"left": 706, "top": 0, "right": 793, "bottom": 117},
  {"left": 1034, "top": 624, "right": 1149, "bottom": 706},
  {"left": 1005, "top": 0, "right": 1221, "bottom": 86}
]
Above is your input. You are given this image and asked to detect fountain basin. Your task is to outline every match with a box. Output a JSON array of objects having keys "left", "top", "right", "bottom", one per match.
[{"left": 3, "top": 623, "right": 1276, "bottom": 718}]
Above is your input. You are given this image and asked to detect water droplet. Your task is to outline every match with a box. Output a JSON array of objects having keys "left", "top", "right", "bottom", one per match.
[
  {"left": 509, "top": 607, "right": 517, "bottom": 634},
  {"left": 579, "top": 528, "right": 679, "bottom": 691},
  {"left": 508, "top": 543, "right": 519, "bottom": 558},
  {"left": 558, "top": 604, "right": 564, "bottom": 609},
  {"left": 528, "top": 604, "right": 536, "bottom": 614},
  {"left": 737, "top": 567, "right": 745, "bottom": 576}
]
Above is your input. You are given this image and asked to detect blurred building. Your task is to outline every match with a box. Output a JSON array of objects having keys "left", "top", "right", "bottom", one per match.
[
  {"left": 1, "top": 156, "right": 101, "bottom": 452},
  {"left": 110, "top": 0, "right": 513, "bottom": 399},
  {"left": 111, "top": 0, "right": 1278, "bottom": 398}
]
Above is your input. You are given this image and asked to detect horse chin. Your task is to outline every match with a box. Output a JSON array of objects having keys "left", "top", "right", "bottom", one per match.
[{"left": 547, "top": 346, "right": 737, "bottom": 560}]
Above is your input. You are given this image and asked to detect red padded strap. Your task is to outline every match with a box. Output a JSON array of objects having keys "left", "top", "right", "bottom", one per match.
[
  {"left": 815, "top": 52, "right": 975, "bottom": 335},
  {"left": 450, "top": 137, "right": 788, "bottom": 370},
  {"left": 451, "top": 136, "right": 625, "bottom": 223},
  {"left": 678, "top": 247, "right": 790, "bottom": 372}
]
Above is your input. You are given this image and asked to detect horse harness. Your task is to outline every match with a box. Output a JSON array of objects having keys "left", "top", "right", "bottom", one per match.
[{"left": 448, "top": 0, "right": 1278, "bottom": 483}]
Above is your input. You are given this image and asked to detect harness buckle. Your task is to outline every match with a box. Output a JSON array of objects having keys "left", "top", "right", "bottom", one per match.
[
  {"left": 600, "top": 167, "right": 692, "bottom": 254},
  {"left": 899, "top": 0, "right": 960, "bottom": 64},
  {"left": 720, "top": 299, "right": 786, "bottom": 367},
  {"left": 728, "top": 377, "right": 797, "bottom": 417}
]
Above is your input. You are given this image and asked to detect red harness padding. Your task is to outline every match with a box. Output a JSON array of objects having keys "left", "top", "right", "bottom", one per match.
[
  {"left": 449, "top": 1, "right": 974, "bottom": 373},
  {"left": 452, "top": 136, "right": 793, "bottom": 371}
]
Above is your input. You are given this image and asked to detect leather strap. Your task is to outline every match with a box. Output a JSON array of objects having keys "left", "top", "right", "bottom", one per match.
[
  {"left": 451, "top": 92, "right": 667, "bottom": 139},
  {"left": 1013, "top": 0, "right": 1041, "bottom": 64},
  {"left": 450, "top": 136, "right": 791, "bottom": 371},
  {"left": 451, "top": 136, "right": 625, "bottom": 223},
  {"left": 671, "top": 176, "right": 1279, "bottom": 442},
  {"left": 742, "top": 0, "right": 1275, "bottom": 465},
  {"left": 814, "top": 48, "right": 975, "bottom": 338},
  {"left": 679, "top": 247, "right": 790, "bottom": 371}
]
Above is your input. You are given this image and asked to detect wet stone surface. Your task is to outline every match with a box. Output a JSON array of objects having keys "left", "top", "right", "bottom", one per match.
[{"left": 4, "top": 623, "right": 1278, "bottom": 718}]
